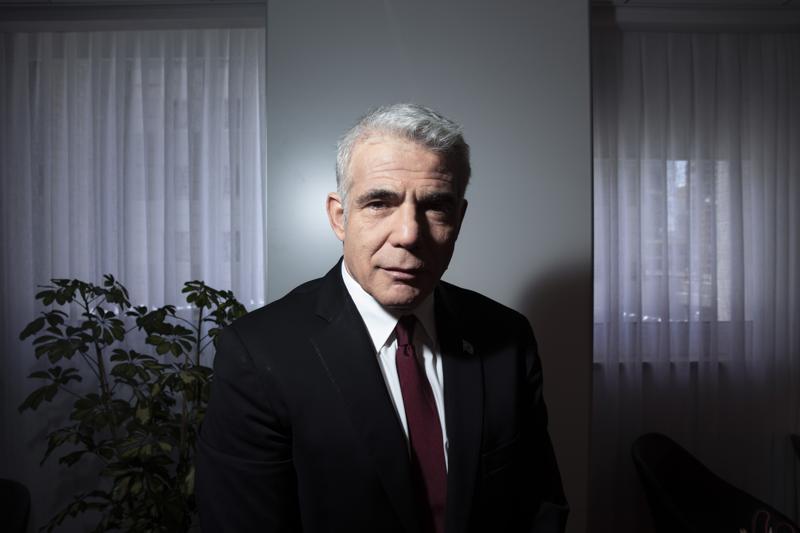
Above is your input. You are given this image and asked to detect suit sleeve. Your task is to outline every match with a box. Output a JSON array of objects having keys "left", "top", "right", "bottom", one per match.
[
  {"left": 519, "top": 316, "right": 569, "bottom": 533},
  {"left": 196, "top": 326, "right": 301, "bottom": 532}
]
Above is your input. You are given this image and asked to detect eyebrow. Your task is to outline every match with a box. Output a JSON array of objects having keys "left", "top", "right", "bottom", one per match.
[
  {"left": 355, "top": 188, "right": 399, "bottom": 206},
  {"left": 418, "top": 191, "right": 458, "bottom": 205}
]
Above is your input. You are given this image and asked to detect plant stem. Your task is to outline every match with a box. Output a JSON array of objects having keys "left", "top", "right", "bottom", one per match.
[
  {"left": 198, "top": 339, "right": 214, "bottom": 355},
  {"left": 77, "top": 350, "right": 102, "bottom": 382},
  {"left": 195, "top": 306, "right": 204, "bottom": 368},
  {"left": 80, "top": 289, "right": 118, "bottom": 440},
  {"left": 58, "top": 386, "right": 82, "bottom": 399},
  {"left": 173, "top": 315, "right": 196, "bottom": 328}
]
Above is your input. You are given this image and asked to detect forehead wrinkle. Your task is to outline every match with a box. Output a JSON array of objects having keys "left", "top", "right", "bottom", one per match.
[
  {"left": 364, "top": 156, "right": 452, "bottom": 175},
  {"left": 355, "top": 175, "right": 457, "bottom": 203},
  {"left": 348, "top": 136, "right": 459, "bottom": 203},
  {"left": 355, "top": 137, "right": 450, "bottom": 174},
  {"left": 360, "top": 166, "right": 456, "bottom": 187}
]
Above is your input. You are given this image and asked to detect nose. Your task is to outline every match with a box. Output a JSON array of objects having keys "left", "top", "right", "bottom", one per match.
[{"left": 389, "top": 202, "right": 422, "bottom": 249}]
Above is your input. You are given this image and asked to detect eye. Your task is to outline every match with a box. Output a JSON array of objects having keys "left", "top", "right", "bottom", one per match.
[
  {"left": 366, "top": 200, "right": 388, "bottom": 210},
  {"left": 424, "top": 200, "right": 455, "bottom": 218}
]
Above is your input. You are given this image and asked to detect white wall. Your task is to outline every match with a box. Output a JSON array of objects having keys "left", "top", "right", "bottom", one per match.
[{"left": 266, "top": 1, "right": 592, "bottom": 531}]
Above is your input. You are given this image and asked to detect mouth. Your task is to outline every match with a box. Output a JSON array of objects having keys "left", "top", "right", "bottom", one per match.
[{"left": 380, "top": 266, "right": 424, "bottom": 281}]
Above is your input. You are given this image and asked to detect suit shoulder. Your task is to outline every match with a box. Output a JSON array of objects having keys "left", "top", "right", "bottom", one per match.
[
  {"left": 227, "top": 276, "right": 325, "bottom": 337},
  {"left": 439, "top": 281, "right": 529, "bottom": 330}
]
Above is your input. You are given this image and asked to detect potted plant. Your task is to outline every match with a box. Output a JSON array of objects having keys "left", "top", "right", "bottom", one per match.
[{"left": 18, "top": 275, "right": 247, "bottom": 532}]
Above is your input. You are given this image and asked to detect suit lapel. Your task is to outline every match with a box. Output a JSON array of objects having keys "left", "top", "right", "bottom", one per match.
[
  {"left": 309, "top": 264, "right": 421, "bottom": 533},
  {"left": 437, "top": 284, "right": 484, "bottom": 533}
]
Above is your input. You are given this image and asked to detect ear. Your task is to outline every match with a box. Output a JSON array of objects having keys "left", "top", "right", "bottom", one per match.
[{"left": 326, "top": 192, "right": 346, "bottom": 242}]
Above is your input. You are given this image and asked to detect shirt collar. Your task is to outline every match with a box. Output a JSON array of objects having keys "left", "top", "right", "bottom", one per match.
[{"left": 341, "top": 261, "right": 437, "bottom": 352}]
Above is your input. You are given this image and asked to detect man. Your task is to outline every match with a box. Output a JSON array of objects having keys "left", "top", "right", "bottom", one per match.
[{"left": 196, "top": 104, "right": 568, "bottom": 532}]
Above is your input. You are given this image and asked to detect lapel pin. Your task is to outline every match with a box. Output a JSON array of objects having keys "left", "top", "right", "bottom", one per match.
[{"left": 462, "top": 340, "right": 474, "bottom": 355}]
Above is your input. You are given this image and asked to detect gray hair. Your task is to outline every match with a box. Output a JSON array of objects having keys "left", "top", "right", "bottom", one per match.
[{"left": 335, "top": 103, "right": 471, "bottom": 206}]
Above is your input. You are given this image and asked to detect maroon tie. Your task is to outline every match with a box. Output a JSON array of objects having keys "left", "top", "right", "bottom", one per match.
[{"left": 394, "top": 315, "right": 447, "bottom": 533}]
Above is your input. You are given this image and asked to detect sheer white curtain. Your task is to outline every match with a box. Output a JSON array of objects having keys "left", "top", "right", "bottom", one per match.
[
  {"left": 591, "top": 30, "right": 800, "bottom": 531},
  {"left": 0, "top": 28, "right": 265, "bottom": 527}
]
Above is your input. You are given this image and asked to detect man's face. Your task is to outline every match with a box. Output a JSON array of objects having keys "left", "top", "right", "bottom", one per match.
[{"left": 327, "top": 135, "right": 467, "bottom": 309}]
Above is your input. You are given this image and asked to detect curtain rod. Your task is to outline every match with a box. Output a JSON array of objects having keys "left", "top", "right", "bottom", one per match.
[
  {"left": 592, "top": 5, "right": 800, "bottom": 32},
  {"left": 0, "top": 3, "right": 265, "bottom": 32}
]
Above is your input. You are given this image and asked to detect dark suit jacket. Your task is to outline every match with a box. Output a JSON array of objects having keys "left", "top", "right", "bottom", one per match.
[{"left": 196, "top": 261, "right": 568, "bottom": 533}]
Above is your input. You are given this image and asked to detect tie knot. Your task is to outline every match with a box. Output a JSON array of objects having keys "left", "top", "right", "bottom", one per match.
[{"left": 394, "top": 315, "right": 416, "bottom": 348}]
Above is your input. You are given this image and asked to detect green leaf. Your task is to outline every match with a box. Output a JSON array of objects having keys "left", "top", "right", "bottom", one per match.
[
  {"left": 178, "top": 339, "right": 194, "bottom": 353},
  {"left": 146, "top": 334, "right": 165, "bottom": 345},
  {"left": 19, "top": 317, "right": 46, "bottom": 340},
  {"left": 46, "top": 339, "right": 76, "bottom": 364},
  {"left": 170, "top": 343, "right": 182, "bottom": 357},
  {"left": 45, "top": 312, "right": 66, "bottom": 327},
  {"left": 111, "top": 363, "right": 136, "bottom": 380},
  {"left": 112, "top": 475, "right": 131, "bottom": 501},
  {"left": 44, "top": 383, "right": 58, "bottom": 401},
  {"left": 57, "top": 368, "right": 82, "bottom": 385},
  {"left": 135, "top": 405, "right": 151, "bottom": 424},
  {"left": 172, "top": 325, "right": 193, "bottom": 336},
  {"left": 32, "top": 334, "right": 58, "bottom": 345},
  {"left": 34, "top": 345, "right": 50, "bottom": 359},
  {"left": 73, "top": 393, "right": 100, "bottom": 411},
  {"left": 18, "top": 383, "right": 57, "bottom": 412},
  {"left": 41, "top": 427, "right": 78, "bottom": 465},
  {"left": 59, "top": 450, "right": 86, "bottom": 467},
  {"left": 183, "top": 465, "right": 195, "bottom": 496},
  {"left": 66, "top": 325, "right": 83, "bottom": 336},
  {"left": 110, "top": 349, "right": 129, "bottom": 362},
  {"left": 156, "top": 342, "right": 171, "bottom": 355},
  {"left": 35, "top": 288, "right": 55, "bottom": 300}
]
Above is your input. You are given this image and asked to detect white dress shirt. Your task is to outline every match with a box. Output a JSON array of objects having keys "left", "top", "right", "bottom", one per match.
[{"left": 341, "top": 262, "right": 449, "bottom": 469}]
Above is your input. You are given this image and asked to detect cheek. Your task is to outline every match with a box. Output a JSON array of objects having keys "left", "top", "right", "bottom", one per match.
[
  {"left": 345, "top": 230, "right": 384, "bottom": 267},
  {"left": 354, "top": 222, "right": 390, "bottom": 249},
  {"left": 431, "top": 227, "right": 458, "bottom": 248}
]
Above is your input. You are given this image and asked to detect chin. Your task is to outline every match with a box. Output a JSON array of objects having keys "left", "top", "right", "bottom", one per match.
[{"left": 375, "top": 286, "right": 427, "bottom": 310}]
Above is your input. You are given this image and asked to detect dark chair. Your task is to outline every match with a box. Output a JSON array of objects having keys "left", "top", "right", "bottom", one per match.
[
  {"left": 0, "top": 478, "right": 31, "bottom": 533},
  {"left": 632, "top": 432, "right": 798, "bottom": 533}
]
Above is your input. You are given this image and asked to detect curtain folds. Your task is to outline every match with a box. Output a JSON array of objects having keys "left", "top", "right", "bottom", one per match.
[
  {"left": 0, "top": 28, "right": 265, "bottom": 528},
  {"left": 591, "top": 30, "right": 800, "bottom": 531}
]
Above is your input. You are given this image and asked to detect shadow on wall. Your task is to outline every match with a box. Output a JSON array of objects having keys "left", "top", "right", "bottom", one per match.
[
  {"left": 518, "top": 259, "right": 593, "bottom": 418},
  {"left": 518, "top": 260, "right": 593, "bottom": 533}
]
